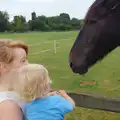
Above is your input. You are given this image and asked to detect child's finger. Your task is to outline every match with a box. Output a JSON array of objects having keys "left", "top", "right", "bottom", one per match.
[
  {"left": 48, "top": 91, "right": 57, "bottom": 96},
  {"left": 58, "top": 90, "right": 66, "bottom": 94}
]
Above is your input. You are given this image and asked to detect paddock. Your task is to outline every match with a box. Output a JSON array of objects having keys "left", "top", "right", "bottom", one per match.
[{"left": 1, "top": 31, "right": 120, "bottom": 119}]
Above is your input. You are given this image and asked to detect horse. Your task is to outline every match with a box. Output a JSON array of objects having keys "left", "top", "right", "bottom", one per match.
[{"left": 69, "top": 0, "right": 120, "bottom": 74}]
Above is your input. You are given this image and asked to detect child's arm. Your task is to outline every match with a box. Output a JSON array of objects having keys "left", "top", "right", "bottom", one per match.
[{"left": 58, "top": 90, "right": 75, "bottom": 109}]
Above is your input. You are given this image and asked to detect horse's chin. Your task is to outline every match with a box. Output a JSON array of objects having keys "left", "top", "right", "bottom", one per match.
[
  {"left": 72, "top": 67, "right": 88, "bottom": 75},
  {"left": 69, "top": 61, "right": 88, "bottom": 75},
  {"left": 79, "top": 70, "right": 88, "bottom": 75}
]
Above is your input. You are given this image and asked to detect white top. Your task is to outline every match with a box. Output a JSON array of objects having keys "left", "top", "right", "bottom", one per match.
[{"left": 0, "top": 91, "right": 25, "bottom": 112}]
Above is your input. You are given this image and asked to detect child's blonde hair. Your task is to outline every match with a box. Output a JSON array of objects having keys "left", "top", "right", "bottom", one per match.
[{"left": 10, "top": 64, "right": 52, "bottom": 101}]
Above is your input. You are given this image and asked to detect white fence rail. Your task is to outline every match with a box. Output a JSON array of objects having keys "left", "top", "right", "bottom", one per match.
[
  {"left": 28, "top": 38, "right": 73, "bottom": 55},
  {"left": 28, "top": 40, "right": 59, "bottom": 55}
]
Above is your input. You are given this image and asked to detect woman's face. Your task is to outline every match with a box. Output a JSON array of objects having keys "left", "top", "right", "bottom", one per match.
[
  {"left": 10, "top": 47, "right": 28, "bottom": 69},
  {"left": 1, "top": 47, "right": 29, "bottom": 75}
]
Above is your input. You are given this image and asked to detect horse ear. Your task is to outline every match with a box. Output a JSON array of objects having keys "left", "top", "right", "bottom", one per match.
[
  {"left": 111, "top": 2, "right": 120, "bottom": 10},
  {"left": 91, "top": 0, "right": 107, "bottom": 7},
  {"left": 103, "top": 0, "right": 120, "bottom": 10},
  {"left": 85, "top": 0, "right": 107, "bottom": 19}
]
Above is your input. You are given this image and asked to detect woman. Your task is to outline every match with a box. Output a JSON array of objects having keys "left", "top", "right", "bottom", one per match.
[
  {"left": 0, "top": 39, "right": 62, "bottom": 120},
  {"left": 0, "top": 39, "right": 28, "bottom": 120}
]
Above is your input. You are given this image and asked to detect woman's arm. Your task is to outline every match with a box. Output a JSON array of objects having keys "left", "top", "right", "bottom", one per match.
[{"left": 0, "top": 100, "right": 23, "bottom": 120}]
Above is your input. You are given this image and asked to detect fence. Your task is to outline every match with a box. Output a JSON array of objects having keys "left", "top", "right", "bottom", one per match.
[
  {"left": 68, "top": 92, "right": 120, "bottom": 113},
  {"left": 28, "top": 38, "right": 72, "bottom": 55},
  {"left": 28, "top": 40, "right": 57, "bottom": 55}
]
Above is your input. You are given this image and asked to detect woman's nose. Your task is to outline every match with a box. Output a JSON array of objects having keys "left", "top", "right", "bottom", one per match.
[{"left": 25, "top": 60, "right": 29, "bottom": 65}]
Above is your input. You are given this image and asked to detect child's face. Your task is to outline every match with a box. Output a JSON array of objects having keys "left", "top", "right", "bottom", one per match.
[{"left": 8, "top": 63, "right": 41, "bottom": 78}]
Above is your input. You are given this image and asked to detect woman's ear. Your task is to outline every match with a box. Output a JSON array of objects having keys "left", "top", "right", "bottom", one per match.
[
  {"left": 0, "top": 62, "right": 3, "bottom": 69},
  {"left": 0, "top": 62, "right": 11, "bottom": 75}
]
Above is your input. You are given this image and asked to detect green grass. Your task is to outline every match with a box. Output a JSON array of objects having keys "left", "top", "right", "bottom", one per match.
[{"left": 1, "top": 31, "right": 120, "bottom": 120}]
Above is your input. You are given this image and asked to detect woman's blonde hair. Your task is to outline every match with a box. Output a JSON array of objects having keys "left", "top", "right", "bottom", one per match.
[
  {"left": 11, "top": 64, "right": 52, "bottom": 102},
  {"left": 0, "top": 39, "right": 28, "bottom": 64}
]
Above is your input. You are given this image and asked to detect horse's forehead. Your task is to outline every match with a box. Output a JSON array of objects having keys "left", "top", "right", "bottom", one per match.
[
  {"left": 85, "top": 0, "right": 120, "bottom": 20},
  {"left": 85, "top": 5, "right": 105, "bottom": 20}
]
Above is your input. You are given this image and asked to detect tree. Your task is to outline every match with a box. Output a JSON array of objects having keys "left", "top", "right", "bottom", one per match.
[
  {"left": 0, "top": 11, "right": 9, "bottom": 32},
  {"left": 38, "top": 15, "right": 46, "bottom": 22},
  {"left": 12, "top": 15, "right": 28, "bottom": 32},
  {"left": 0, "top": 11, "right": 84, "bottom": 32},
  {"left": 60, "top": 13, "right": 70, "bottom": 20},
  {"left": 71, "top": 18, "right": 81, "bottom": 29},
  {"left": 31, "top": 12, "right": 36, "bottom": 20},
  {"left": 20, "top": 15, "right": 26, "bottom": 24}
]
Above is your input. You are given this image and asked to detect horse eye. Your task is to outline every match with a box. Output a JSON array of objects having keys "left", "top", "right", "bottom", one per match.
[
  {"left": 84, "top": 19, "right": 97, "bottom": 24},
  {"left": 90, "top": 19, "right": 97, "bottom": 24},
  {"left": 84, "top": 19, "right": 88, "bottom": 24}
]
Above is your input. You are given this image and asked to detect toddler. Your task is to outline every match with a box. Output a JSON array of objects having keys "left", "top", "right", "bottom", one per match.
[{"left": 10, "top": 64, "right": 75, "bottom": 120}]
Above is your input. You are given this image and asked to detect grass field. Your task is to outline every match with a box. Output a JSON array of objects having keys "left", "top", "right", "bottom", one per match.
[{"left": 1, "top": 31, "right": 120, "bottom": 119}]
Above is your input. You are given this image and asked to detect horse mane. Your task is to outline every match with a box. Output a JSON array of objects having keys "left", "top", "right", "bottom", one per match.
[{"left": 85, "top": 0, "right": 120, "bottom": 21}]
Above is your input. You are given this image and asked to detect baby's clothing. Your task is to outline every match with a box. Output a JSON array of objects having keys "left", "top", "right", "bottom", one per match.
[{"left": 24, "top": 94, "right": 73, "bottom": 120}]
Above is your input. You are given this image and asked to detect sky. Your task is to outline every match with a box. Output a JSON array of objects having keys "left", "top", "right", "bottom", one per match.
[{"left": 0, "top": 0, "right": 95, "bottom": 21}]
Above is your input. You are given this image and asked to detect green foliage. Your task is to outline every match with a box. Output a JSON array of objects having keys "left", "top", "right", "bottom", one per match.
[
  {"left": 60, "top": 13, "right": 70, "bottom": 20},
  {"left": 0, "top": 11, "right": 83, "bottom": 33},
  {"left": 12, "top": 15, "right": 28, "bottom": 32},
  {"left": 0, "top": 11, "right": 9, "bottom": 32},
  {"left": 31, "top": 12, "right": 36, "bottom": 21}
]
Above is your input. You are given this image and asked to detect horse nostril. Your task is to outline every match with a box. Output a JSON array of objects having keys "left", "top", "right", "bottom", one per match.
[{"left": 70, "top": 62, "right": 73, "bottom": 68}]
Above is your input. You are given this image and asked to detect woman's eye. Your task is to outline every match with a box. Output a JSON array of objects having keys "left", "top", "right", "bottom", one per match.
[{"left": 22, "top": 59, "right": 26, "bottom": 62}]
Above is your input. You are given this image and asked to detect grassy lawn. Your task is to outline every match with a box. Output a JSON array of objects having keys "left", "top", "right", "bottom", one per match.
[{"left": 1, "top": 31, "right": 120, "bottom": 120}]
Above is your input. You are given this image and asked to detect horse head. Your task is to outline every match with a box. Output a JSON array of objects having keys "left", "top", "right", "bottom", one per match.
[{"left": 69, "top": 0, "right": 120, "bottom": 74}]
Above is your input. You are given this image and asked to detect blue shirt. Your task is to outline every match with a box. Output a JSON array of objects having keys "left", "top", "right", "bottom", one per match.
[{"left": 24, "top": 94, "right": 73, "bottom": 120}]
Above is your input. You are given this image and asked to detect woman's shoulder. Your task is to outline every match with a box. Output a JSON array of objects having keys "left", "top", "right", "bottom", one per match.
[
  {"left": 0, "top": 91, "right": 19, "bottom": 103},
  {"left": 0, "top": 100, "right": 24, "bottom": 120},
  {"left": 0, "top": 91, "right": 25, "bottom": 110}
]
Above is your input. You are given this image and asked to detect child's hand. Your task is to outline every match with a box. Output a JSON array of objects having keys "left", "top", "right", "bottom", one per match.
[
  {"left": 48, "top": 91, "right": 57, "bottom": 96},
  {"left": 58, "top": 90, "right": 68, "bottom": 98},
  {"left": 47, "top": 90, "right": 66, "bottom": 96},
  {"left": 58, "top": 90, "right": 76, "bottom": 109}
]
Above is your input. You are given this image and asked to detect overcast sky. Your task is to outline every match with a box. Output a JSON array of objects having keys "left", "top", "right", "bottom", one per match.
[{"left": 0, "top": 0, "right": 95, "bottom": 21}]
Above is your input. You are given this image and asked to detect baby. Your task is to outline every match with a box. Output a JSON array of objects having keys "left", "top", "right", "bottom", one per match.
[{"left": 9, "top": 64, "right": 75, "bottom": 120}]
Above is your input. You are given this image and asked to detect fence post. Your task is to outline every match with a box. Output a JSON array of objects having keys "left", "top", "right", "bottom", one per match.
[{"left": 53, "top": 40, "right": 56, "bottom": 54}]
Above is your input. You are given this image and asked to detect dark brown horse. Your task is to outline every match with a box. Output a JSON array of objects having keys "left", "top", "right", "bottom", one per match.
[{"left": 69, "top": 0, "right": 120, "bottom": 74}]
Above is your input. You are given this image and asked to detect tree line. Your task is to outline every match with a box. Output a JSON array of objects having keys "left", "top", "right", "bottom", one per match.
[{"left": 0, "top": 11, "right": 84, "bottom": 32}]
